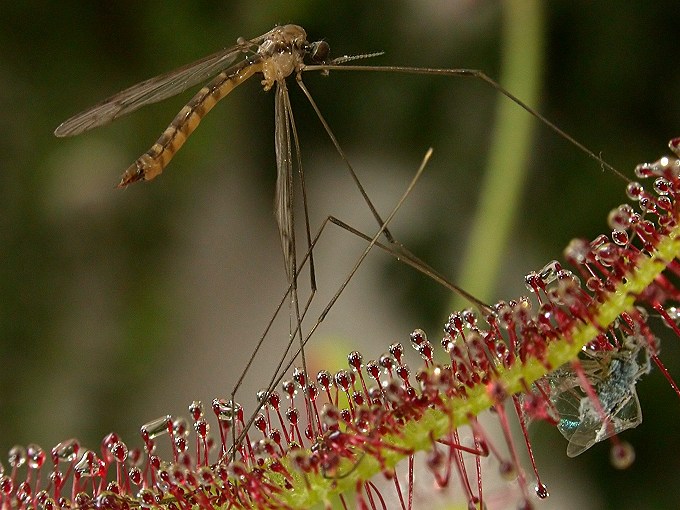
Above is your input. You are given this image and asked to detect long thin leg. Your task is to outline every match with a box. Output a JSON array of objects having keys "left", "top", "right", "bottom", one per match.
[
  {"left": 282, "top": 80, "right": 319, "bottom": 324},
  {"left": 229, "top": 148, "right": 437, "bottom": 454},
  {"left": 296, "top": 75, "right": 397, "bottom": 244},
  {"left": 295, "top": 73, "right": 493, "bottom": 313},
  {"left": 325, "top": 217, "right": 493, "bottom": 315},
  {"left": 287, "top": 83, "right": 317, "bottom": 294},
  {"left": 303, "top": 64, "right": 629, "bottom": 183}
]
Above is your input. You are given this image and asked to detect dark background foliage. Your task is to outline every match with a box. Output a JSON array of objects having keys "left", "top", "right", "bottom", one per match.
[{"left": 1, "top": 2, "right": 679, "bottom": 508}]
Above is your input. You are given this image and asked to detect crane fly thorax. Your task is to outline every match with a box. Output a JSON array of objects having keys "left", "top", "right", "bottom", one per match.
[{"left": 258, "top": 24, "right": 309, "bottom": 91}]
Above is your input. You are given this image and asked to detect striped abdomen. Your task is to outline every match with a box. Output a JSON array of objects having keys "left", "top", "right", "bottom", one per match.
[{"left": 118, "top": 61, "right": 262, "bottom": 188}]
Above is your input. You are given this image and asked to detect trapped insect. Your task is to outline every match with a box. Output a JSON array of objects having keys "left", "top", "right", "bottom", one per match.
[{"left": 547, "top": 335, "right": 652, "bottom": 457}]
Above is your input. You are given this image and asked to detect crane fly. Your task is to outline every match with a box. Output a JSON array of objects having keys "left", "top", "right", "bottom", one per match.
[
  {"left": 55, "top": 23, "right": 623, "bottom": 443},
  {"left": 55, "top": 24, "right": 336, "bottom": 287},
  {"left": 53, "top": 21, "right": 625, "bottom": 295},
  {"left": 53, "top": 25, "right": 397, "bottom": 338},
  {"left": 54, "top": 24, "right": 396, "bottom": 441},
  {"left": 53, "top": 22, "right": 623, "bottom": 276}
]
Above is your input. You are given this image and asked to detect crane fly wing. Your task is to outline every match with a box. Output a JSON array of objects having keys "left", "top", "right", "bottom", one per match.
[
  {"left": 273, "top": 82, "right": 295, "bottom": 282},
  {"left": 54, "top": 40, "right": 260, "bottom": 137}
]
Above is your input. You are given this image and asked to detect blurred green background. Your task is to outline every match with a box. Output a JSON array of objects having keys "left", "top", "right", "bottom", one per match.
[{"left": 1, "top": 1, "right": 679, "bottom": 508}]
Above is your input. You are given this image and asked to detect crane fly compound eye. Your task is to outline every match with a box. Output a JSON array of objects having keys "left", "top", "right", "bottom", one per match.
[{"left": 309, "top": 40, "right": 330, "bottom": 64}]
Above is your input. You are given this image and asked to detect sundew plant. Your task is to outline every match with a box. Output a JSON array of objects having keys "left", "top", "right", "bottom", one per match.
[{"left": 2, "top": 2, "right": 680, "bottom": 510}]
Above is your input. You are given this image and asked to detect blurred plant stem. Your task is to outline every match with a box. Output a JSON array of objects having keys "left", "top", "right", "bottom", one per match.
[{"left": 452, "top": 0, "right": 544, "bottom": 311}]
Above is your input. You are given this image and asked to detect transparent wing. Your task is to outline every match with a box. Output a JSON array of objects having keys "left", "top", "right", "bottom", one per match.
[
  {"left": 552, "top": 386, "right": 584, "bottom": 443},
  {"left": 565, "top": 390, "right": 642, "bottom": 457},
  {"left": 273, "top": 82, "right": 295, "bottom": 282},
  {"left": 549, "top": 365, "right": 602, "bottom": 457},
  {"left": 55, "top": 37, "right": 264, "bottom": 137},
  {"left": 548, "top": 339, "right": 649, "bottom": 457}
]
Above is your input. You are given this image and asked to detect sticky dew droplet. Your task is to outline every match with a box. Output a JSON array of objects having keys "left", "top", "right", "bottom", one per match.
[
  {"left": 535, "top": 482, "right": 549, "bottom": 499},
  {"left": 610, "top": 441, "right": 635, "bottom": 470},
  {"left": 51, "top": 439, "right": 80, "bottom": 464},
  {"left": 140, "top": 415, "right": 172, "bottom": 441}
]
